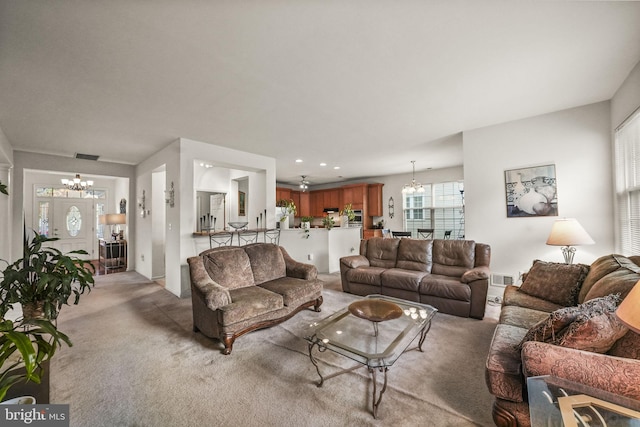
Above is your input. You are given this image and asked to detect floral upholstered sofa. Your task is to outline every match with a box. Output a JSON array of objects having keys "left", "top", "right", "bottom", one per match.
[
  {"left": 187, "top": 243, "right": 323, "bottom": 354},
  {"left": 485, "top": 254, "right": 640, "bottom": 426}
]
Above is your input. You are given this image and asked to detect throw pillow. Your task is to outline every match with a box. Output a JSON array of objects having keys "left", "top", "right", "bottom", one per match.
[
  {"left": 517, "top": 294, "right": 622, "bottom": 351},
  {"left": 519, "top": 260, "right": 590, "bottom": 306},
  {"left": 555, "top": 309, "right": 628, "bottom": 353}
]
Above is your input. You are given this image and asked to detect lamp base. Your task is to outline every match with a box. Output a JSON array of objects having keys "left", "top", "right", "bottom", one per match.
[{"left": 561, "top": 246, "right": 576, "bottom": 264}]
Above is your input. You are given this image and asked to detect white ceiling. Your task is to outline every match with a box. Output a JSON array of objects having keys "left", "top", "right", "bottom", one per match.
[{"left": 0, "top": 1, "right": 639, "bottom": 186}]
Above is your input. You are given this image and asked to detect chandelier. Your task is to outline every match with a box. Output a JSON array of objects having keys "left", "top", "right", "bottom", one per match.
[
  {"left": 61, "top": 173, "right": 93, "bottom": 191},
  {"left": 402, "top": 161, "right": 424, "bottom": 194},
  {"left": 299, "top": 175, "right": 309, "bottom": 192}
]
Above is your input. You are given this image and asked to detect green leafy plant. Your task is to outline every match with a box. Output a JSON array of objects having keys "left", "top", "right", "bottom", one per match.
[
  {"left": 277, "top": 199, "right": 297, "bottom": 222},
  {"left": 0, "top": 181, "right": 7, "bottom": 196},
  {"left": 340, "top": 203, "right": 355, "bottom": 221},
  {"left": 301, "top": 216, "right": 314, "bottom": 223},
  {"left": 0, "top": 231, "right": 95, "bottom": 321},
  {"left": 322, "top": 215, "right": 335, "bottom": 230},
  {"left": 0, "top": 318, "right": 71, "bottom": 401}
]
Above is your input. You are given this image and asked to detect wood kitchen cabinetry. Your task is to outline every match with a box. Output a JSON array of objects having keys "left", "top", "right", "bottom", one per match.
[
  {"left": 342, "top": 184, "right": 366, "bottom": 210},
  {"left": 276, "top": 187, "right": 292, "bottom": 202},
  {"left": 367, "top": 183, "right": 384, "bottom": 216}
]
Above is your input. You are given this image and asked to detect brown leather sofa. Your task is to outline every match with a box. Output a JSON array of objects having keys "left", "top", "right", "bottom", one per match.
[
  {"left": 485, "top": 254, "right": 640, "bottom": 427},
  {"left": 187, "top": 243, "right": 323, "bottom": 354},
  {"left": 339, "top": 237, "right": 491, "bottom": 319}
]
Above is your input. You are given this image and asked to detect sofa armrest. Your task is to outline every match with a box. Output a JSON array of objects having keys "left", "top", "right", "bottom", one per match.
[
  {"left": 340, "top": 255, "right": 370, "bottom": 269},
  {"left": 461, "top": 266, "right": 490, "bottom": 283},
  {"left": 278, "top": 247, "right": 317, "bottom": 280},
  {"left": 522, "top": 341, "right": 640, "bottom": 401},
  {"left": 187, "top": 256, "right": 232, "bottom": 310}
]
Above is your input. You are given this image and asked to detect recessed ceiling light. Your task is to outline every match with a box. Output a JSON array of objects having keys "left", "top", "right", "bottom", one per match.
[
  {"left": 333, "top": 166, "right": 340, "bottom": 170},
  {"left": 320, "top": 163, "right": 327, "bottom": 167},
  {"left": 295, "top": 159, "right": 303, "bottom": 163}
]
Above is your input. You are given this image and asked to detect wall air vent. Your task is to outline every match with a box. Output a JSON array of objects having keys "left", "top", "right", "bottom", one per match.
[
  {"left": 74, "top": 153, "right": 100, "bottom": 161},
  {"left": 491, "top": 274, "right": 514, "bottom": 287}
]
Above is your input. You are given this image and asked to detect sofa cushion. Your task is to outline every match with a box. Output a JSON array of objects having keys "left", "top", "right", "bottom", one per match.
[
  {"left": 608, "top": 331, "right": 640, "bottom": 360},
  {"left": 485, "top": 324, "right": 528, "bottom": 402},
  {"left": 365, "top": 238, "right": 400, "bottom": 268},
  {"left": 498, "top": 305, "right": 549, "bottom": 330},
  {"left": 244, "top": 243, "right": 287, "bottom": 285},
  {"left": 219, "top": 286, "right": 284, "bottom": 325},
  {"left": 579, "top": 254, "right": 640, "bottom": 303},
  {"left": 346, "top": 266, "right": 386, "bottom": 286},
  {"left": 518, "top": 260, "right": 589, "bottom": 306},
  {"left": 395, "top": 239, "right": 432, "bottom": 272},
  {"left": 584, "top": 268, "right": 640, "bottom": 302},
  {"left": 517, "top": 294, "right": 623, "bottom": 351},
  {"left": 380, "top": 268, "right": 428, "bottom": 292},
  {"left": 502, "top": 285, "right": 564, "bottom": 313},
  {"left": 258, "top": 276, "right": 322, "bottom": 307},
  {"left": 202, "top": 247, "right": 255, "bottom": 290},
  {"left": 419, "top": 275, "right": 471, "bottom": 302},
  {"left": 431, "top": 239, "right": 475, "bottom": 276}
]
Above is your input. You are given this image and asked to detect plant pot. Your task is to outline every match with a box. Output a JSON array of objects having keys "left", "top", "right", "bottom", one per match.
[
  {"left": 22, "top": 301, "right": 46, "bottom": 320},
  {"left": 1, "top": 396, "right": 36, "bottom": 405},
  {"left": 301, "top": 221, "right": 310, "bottom": 230}
]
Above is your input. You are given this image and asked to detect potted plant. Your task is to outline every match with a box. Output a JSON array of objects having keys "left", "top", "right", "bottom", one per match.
[
  {"left": 0, "top": 230, "right": 95, "bottom": 321},
  {"left": 340, "top": 203, "right": 355, "bottom": 227},
  {"left": 0, "top": 318, "right": 71, "bottom": 402},
  {"left": 300, "top": 216, "right": 314, "bottom": 230},
  {"left": 0, "top": 181, "right": 7, "bottom": 196},
  {"left": 322, "top": 215, "right": 335, "bottom": 230},
  {"left": 276, "top": 199, "right": 297, "bottom": 229}
]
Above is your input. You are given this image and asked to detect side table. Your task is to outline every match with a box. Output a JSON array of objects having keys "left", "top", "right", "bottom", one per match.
[
  {"left": 527, "top": 375, "right": 640, "bottom": 426},
  {"left": 99, "top": 239, "right": 127, "bottom": 274}
]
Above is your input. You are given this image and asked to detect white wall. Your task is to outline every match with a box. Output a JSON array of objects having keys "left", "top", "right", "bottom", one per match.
[
  {"left": 0, "top": 126, "right": 13, "bottom": 263},
  {"left": 11, "top": 151, "right": 136, "bottom": 263},
  {"left": 463, "top": 101, "right": 613, "bottom": 284},
  {"left": 152, "top": 169, "right": 166, "bottom": 279},
  {"left": 137, "top": 138, "right": 276, "bottom": 298}
]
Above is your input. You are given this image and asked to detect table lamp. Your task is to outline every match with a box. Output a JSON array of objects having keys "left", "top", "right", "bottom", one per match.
[
  {"left": 105, "top": 213, "right": 126, "bottom": 240},
  {"left": 616, "top": 280, "right": 640, "bottom": 334},
  {"left": 545, "top": 218, "right": 594, "bottom": 264}
]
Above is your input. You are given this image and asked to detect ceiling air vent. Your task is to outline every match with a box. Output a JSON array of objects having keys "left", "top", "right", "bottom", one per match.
[{"left": 74, "top": 153, "right": 100, "bottom": 161}]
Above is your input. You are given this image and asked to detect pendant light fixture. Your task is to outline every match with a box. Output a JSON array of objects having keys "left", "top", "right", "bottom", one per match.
[
  {"left": 61, "top": 173, "right": 93, "bottom": 191},
  {"left": 299, "top": 175, "right": 309, "bottom": 192},
  {"left": 402, "top": 161, "right": 424, "bottom": 194}
]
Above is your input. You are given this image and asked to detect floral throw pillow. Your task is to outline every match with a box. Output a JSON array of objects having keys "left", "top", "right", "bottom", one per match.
[
  {"left": 518, "top": 260, "right": 590, "bottom": 306},
  {"left": 517, "top": 294, "right": 623, "bottom": 352}
]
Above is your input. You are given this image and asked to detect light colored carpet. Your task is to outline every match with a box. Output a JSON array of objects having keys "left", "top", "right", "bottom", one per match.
[{"left": 51, "top": 272, "right": 498, "bottom": 427}]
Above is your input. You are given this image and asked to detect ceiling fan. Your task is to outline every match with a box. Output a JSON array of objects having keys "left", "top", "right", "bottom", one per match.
[{"left": 299, "top": 175, "right": 310, "bottom": 192}]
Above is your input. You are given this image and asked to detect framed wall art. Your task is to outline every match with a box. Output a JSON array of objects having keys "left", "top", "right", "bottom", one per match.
[
  {"left": 505, "top": 164, "right": 557, "bottom": 218},
  {"left": 238, "top": 191, "right": 246, "bottom": 216}
]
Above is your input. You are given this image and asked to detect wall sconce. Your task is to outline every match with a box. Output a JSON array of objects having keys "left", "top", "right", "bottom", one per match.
[
  {"left": 138, "top": 190, "right": 146, "bottom": 218},
  {"left": 165, "top": 181, "right": 175, "bottom": 208}
]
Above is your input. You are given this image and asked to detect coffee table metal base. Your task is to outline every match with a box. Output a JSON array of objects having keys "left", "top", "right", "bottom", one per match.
[{"left": 307, "top": 322, "right": 432, "bottom": 419}]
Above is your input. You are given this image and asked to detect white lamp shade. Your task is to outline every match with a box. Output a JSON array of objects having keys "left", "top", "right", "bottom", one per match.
[
  {"left": 105, "top": 213, "right": 126, "bottom": 225},
  {"left": 546, "top": 218, "right": 595, "bottom": 246},
  {"left": 616, "top": 280, "right": 640, "bottom": 334}
]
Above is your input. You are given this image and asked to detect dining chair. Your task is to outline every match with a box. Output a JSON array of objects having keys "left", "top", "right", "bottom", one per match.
[
  {"left": 264, "top": 229, "right": 281, "bottom": 245},
  {"left": 417, "top": 228, "right": 434, "bottom": 239},
  {"left": 237, "top": 230, "right": 259, "bottom": 246},
  {"left": 209, "top": 231, "right": 234, "bottom": 248},
  {"left": 444, "top": 230, "right": 452, "bottom": 239}
]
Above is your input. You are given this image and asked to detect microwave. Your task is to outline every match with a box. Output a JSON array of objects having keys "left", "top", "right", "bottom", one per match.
[{"left": 352, "top": 210, "right": 363, "bottom": 224}]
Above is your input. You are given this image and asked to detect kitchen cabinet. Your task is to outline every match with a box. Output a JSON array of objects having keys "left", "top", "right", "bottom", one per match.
[
  {"left": 276, "top": 187, "right": 291, "bottom": 202},
  {"left": 342, "top": 184, "right": 366, "bottom": 209},
  {"left": 367, "top": 183, "right": 384, "bottom": 216},
  {"left": 324, "top": 188, "right": 341, "bottom": 210},
  {"left": 310, "top": 191, "right": 324, "bottom": 217},
  {"left": 298, "top": 192, "right": 310, "bottom": 217},
  {"left": 363, "top": 229, "right": 382, "bottom": 240}
]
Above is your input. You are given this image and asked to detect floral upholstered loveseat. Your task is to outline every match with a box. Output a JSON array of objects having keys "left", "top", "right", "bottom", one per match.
[
  {"left": 485, "top": 254, "right": 640, "bottom": 426},
  {"left": 187, "top": 243, "right": 323, "bottom": 355}
]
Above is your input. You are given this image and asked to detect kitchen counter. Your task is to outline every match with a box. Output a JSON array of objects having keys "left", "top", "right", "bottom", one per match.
[{"left": 279, "top": 227, "right": 362, "bottom": 273}]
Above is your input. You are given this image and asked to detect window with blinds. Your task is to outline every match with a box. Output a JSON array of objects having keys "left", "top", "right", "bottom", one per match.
[
  {"left": 403, "top": 181, "right": 464, "bottom": 239},
  {"left": 615, "top": 109, "right": 640, "bottom": 255}
]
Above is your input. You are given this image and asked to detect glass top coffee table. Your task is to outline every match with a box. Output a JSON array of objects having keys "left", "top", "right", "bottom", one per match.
[{"left": 304, "top": 294, "right": 437, "bottom": 419}]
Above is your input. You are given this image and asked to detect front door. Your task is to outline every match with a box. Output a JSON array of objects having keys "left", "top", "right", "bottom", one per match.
[{"left": 47, "top": 199, "right": 94, "bottom": 260}]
